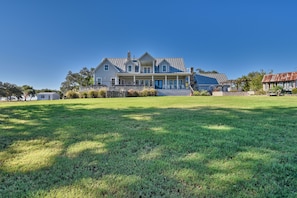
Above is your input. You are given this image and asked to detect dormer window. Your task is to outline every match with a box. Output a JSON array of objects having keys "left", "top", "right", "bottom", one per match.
[
  {"left": 162, "top": 65, "right": 167, "bottom": 72},
  {"left": 128, "top": 65, "right": 132, "bottom": 72},
  {"left": 135, "top": 66, "right": 139, "bottom": 72},
  {"left": 104, "top": 65, "right": 109, "bottom": 71}
]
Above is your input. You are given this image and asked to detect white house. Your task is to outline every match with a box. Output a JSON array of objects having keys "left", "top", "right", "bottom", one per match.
[
  {"left": 93, "top": 52, "right": 191, "bottom": 90},
  {"left": 37, "top": 92, "right": 60, "bottom": 100}
]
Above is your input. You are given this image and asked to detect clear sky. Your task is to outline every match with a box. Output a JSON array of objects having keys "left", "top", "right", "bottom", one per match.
[{"left": 1, "top": 0, "right": 297, "bottom": 90}]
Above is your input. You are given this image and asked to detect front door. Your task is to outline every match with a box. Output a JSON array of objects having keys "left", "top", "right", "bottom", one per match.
[{"left": 155, "top": 80, "right": 163, "bottom": 89}]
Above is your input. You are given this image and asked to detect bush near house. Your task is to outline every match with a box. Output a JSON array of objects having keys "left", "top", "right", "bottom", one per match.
[
  {"left": 87, "top": 90, "right": 99, "bottom": 98},
  {"left": 65, "top": 90, "right": 79, "bottom": 99},
  {"left": 268, "top": 86, "right": 284, "bottom": 96},
  {"left": 127, "top": 89, "right": 139, "bottom": 97},
  {"left": 98, "top": 88, "right": 107, "bottom": 98},
  {"left": 79, "top": 91, "right": 88, "bottom": 98},
  {"left": 127, "top": 88, "right": 157, "bottom": 97},
  {"left": 292, "top": 88, "right": 297, "bottom": 94},
  {"left": 192, "top": 90, "right": 211, "bottom": 96}
]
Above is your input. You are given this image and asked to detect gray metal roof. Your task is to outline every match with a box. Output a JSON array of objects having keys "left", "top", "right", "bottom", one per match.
[
  {"left": 106, "top": 57, "right": 186, "bottom": 72},
  {"left": 198, "top": 73, "right": 228, "bottom": 84}
]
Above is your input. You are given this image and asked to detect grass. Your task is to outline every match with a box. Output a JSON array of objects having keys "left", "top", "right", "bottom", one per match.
[{"left": 0, "top": 96, "right": 297, "bottom": 197}]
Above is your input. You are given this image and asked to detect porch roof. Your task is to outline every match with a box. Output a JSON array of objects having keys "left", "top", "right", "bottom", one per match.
[{"left": 116, "top": 72, "right": 190, "bottom": 77}]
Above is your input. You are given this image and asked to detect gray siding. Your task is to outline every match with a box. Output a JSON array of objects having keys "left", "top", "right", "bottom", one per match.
[{"left": 94, "top": 60, "right": 118, "bottom": 87}]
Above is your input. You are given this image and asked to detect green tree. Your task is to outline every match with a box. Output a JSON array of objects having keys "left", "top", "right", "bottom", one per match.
[
  {"left": 247, "top": 70, "right": 267, "bottom": 91},
  {"left": 196, "top": 68, "right": 219, "bottom": 74},
  {"left": 236, "top": 70, "right": 272, "bottom": 91},
  {"left": 22, "top": 85, "right": 36, "bottom": 101},
  {"left": 60, "top": 67, "right": 95, "bottom": 93},
  {"left": 1, "top": 82, "right": 22, "bottom": 101}
]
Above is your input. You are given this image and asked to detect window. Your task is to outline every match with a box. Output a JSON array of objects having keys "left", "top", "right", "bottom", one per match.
[
  {"left": 147, "top": 67, "right": 151, "bottom": 73},
  {"left": 104, "top": 65, "right": 109, "bottom": 71},
  {"left": 111, "top": 78, "right": 115, "bottom": 86},
  {"left": 128, "top": 65, "right": 132, "bottom": 72},
  {"left": 97, "top": 78, "right": 102, "bottom": 85},
  {"left": 144, "top": 68, "right": 147, "bottom": 73},
  {"left": 162, "top": 65, "right": 167, "bottom": 72},
  {"left": 135, "top": 66, "right": 139, "bottom": 72}
]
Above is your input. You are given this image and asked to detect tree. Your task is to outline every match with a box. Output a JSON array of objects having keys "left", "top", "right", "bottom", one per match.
[
  {"left": 60, "top": 67, "right": 95, "bottom": 93},
  {"left": 22, "top": 85, "right": 36, "bottom": 101},
  {"left": 236, "top": 70, "right": 272, "bottom": 91},
  {"left": 246, "top": 70, "right": 267, "bottom": 91},
  {"left": 0, "top": 81, "right": 5, "bottom": 97},
  {"left": 196, "top": 68, "right": 219, "bottom": 74},
  {"left": 1, "top": 82, "right": 23, "bottom": 101},
  {"left": 236, "top": 76, "right": 250, "bottom": 91}
]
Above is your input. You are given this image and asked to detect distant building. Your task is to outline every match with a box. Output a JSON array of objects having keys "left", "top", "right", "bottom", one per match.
[
  {"left": 194, "top": 73, "right": 229, "bottom": 92},
  {"left": 37, "top": 92, "right": 60, "bottom": 100},
  {"left": 262, "top": 72, "right": 297, "bottom": 92}
]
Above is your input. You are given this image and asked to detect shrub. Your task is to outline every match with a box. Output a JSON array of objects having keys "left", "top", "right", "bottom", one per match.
[
  {"left": 269, "top": 86, "right": 284, "bottom": 96},
  {"left": 127, "top": 89, "right": 139, "bottom": 97},
  {"left": 65, "top": 90, "right": 79, "bottom": 99},
  {"left": 149, "top": 88, "right": 157, "bottom": 96},
  {"left": 292, "top": 88, "right": 297, "bottom": 94},
  {"left": 79, "top": 91, "right": 88, "bottom": 98},
  {"left": 192, "top": 90, "right": 210, "bottom": 96},
  {"left": 255, "top": 89, "right": 266, "bottom": 95},
  {"left": 98, "top": 88, "right": 107, "bottom": 98},
  {"left": 140, "top": 89, "right": 149, "bottom": 97},
  {"left": 88, "top": 90, "right": 99, "bottom": 98}
]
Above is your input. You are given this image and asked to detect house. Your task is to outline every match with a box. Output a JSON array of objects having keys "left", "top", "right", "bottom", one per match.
[
  {"left": 93, "top": 52, "right": 191, "bottom": 91},
  {"left": 37, "top": 92, "right": 60, "bottom": 100},
  {"left": 262, "top": 72, "right": 297, "bottom": 92},
  {"left": 194, "top": 73, "right": 229, "bottom": 92}
]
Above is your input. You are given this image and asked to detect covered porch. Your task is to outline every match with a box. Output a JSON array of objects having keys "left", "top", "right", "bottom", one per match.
[{"left": 115, "top": 73, "right": 191, "bottom": 89}]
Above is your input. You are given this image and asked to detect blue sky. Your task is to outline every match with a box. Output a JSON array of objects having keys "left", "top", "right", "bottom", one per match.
[{"left": 1, "top": 0, "right": 297, "bottom": 90}]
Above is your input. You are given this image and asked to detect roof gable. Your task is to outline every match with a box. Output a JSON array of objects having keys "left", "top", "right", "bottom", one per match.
[
  {"left": 95, "top": 58, "right": 122, "bottom": 72},
  {"left": 138, "top": 52, "right": 156, "bottom": 62},
  {"left": 158, "top": 59, "right": 170, "bottom": 66},
  {"left": 95, "top": 52, "right": 187, "bottom": 73}
]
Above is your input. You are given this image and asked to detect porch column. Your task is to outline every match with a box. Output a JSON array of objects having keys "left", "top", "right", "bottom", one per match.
[
  {"left": 187, "top": 75, "right": 190, "bottom": 89},
  {"left": 165, "top": 75, "right": 167, "bottom": 89},
  {"left": 115, "top": 76, "right": 118, "bottom": 85},
  {"left": 152, "top": 75, "right": 154, "bottom": 88},
  {"left": 176, "top": 76, "right": 179, "bottom": 89},
  {"left": 133, "top": 75, "right": 136, "bottom": 85}
]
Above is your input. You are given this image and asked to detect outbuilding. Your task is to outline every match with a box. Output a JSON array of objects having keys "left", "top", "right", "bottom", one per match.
[{"left": 37, "top": 92, "right": 60, "bottom": 100}]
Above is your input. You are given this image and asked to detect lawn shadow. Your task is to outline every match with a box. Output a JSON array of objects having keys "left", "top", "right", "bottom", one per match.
[{"left": 1, "top": 102, "right": 297, "bottom": 197}]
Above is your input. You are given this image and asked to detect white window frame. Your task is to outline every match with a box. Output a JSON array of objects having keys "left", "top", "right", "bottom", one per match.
[
  {"left": 104, "top": 65, "right": 109, "bottom": 71},
  {"left": 162, "top": 65, "right": 167, "bottom": 72},
  {"left": 128, "top": 65, "right": 132, "bottom": 72},
  {"left": 97, "top": 77, "right": 102, "bottom": 85},
  {"left": 111, "top": 78, "right": 115, "bottom": 86}
]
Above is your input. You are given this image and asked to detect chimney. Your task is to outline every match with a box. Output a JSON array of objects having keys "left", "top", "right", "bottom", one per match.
[{"left": 127, "top": 51, "right": 131, "bottom": 61}]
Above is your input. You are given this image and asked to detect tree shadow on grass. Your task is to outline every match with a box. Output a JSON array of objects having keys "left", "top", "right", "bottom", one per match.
[{"left": 0, "top": 102, "right": 297, "bottom": 197}]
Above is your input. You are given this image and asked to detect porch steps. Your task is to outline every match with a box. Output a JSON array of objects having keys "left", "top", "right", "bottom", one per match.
[{"left": 157, "top": 89, "right": 191, "bottom": 96}]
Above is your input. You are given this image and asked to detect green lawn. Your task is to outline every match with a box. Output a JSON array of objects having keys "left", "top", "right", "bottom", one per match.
[{"left": 1, "top": 96, "right": 297, "bottom": 197}]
